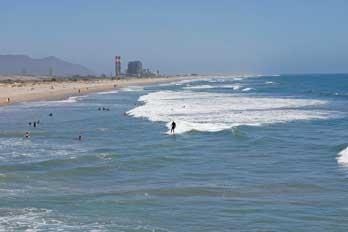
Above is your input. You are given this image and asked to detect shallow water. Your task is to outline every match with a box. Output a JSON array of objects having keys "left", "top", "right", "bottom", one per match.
[{"left": 0, "top": 74, "right": 348, "bottom": 231}]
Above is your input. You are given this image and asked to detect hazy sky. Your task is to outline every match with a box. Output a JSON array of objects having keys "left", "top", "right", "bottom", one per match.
[{"left": 1, "top": 0, "right": 348, "bottom": 75}]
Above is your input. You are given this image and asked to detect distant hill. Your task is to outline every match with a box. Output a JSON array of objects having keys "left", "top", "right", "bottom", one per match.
[{"left": 0, "top": 55, "right": 94, "bottom": 77}]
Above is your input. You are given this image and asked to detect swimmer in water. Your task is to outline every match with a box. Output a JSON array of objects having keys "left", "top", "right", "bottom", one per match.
[
  {"left": 171, "top": 121, "right": 176, "bottom": 134},
  {"left": 24, "top": 131, "right": 30, "bottom": 138},
  {"left": 33, "top": 122, "right": 36, "bottom": 128}
]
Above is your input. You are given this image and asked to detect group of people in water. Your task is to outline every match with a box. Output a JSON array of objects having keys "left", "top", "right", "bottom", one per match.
[
  {"left": 28, "top": 120, "right": 40, "bottom": 128},
  {"left": 26, "top": 119, "right": 41, "bottom": 138},
  {"left": 24, "top": 112, "right": 85, "bottom": 140},
  {"left": 24, "top": 113, "right": 53, "bottom": 139},
  {"left": 98, "top": 107, "right": 110, "bottom": 111},
  {"left": 24, "top": 107, "right": 177, "bottom": 139}
]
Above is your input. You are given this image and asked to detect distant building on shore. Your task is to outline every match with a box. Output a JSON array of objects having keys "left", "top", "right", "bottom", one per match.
[
  {"left": 127, "top": 61, "right": 143, "bottom": 77},
  {"left": 115, "top": 56, "right": 121, "bottom": 79}
]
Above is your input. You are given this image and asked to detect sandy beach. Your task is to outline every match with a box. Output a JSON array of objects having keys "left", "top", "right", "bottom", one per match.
[{"left": 0, "top": 76, "right": 189, "bottom": 106}]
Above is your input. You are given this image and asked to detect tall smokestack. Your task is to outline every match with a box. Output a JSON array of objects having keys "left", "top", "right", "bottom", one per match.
[{"left": 115, "top": 56, "right": 121, "bottom": 79}]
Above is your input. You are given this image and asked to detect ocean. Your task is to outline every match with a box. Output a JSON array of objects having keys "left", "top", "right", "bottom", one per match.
[{"left": 0, "top": 74, "right": 348, "bottom": 231}]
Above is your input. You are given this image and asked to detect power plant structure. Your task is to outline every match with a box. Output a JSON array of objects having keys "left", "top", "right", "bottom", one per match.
[
  {"left": 127, "top": 61, "right": 143, "bottom": 77},
  {"left": 114, "top": 56, "right": 157, "bottom": 78},
  {"left": 114, "top": 56, "right": 121, "bottom": 79}
]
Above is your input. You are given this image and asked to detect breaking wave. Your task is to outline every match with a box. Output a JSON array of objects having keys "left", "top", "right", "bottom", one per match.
[
  {"left": 96, "top": 90, "right": 119, "bottom": 95},
  {"left": 337, "top": 147, "right": 348, "bottom": 165},
  {"left": 121, "top": 86, "right": 144, "bottom": 92},
  {"left": 128, "top": 90, "right": 338, "bottom": 134},
  {"left": 184, "top": 84, "right": 243, "bottom": 90},
  {"left": 242, "top": 87, "right": 255, "bottom": 92}
]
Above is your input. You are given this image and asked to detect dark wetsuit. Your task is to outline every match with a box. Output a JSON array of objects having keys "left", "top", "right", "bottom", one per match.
[{"left": 171, "top": 121, "right": 176, "bottom": 133}]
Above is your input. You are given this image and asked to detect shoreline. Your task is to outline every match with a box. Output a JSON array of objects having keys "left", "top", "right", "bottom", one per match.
[{"left": 0, "top": 76, "right": 192, "bottom": 106}]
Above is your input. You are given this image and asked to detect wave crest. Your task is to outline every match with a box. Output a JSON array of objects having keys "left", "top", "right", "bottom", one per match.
[
  {"left": 337, "top": 147, "right": 348, "bottom": 165},
  {"left": 128, "top": 90, "right": 337, "bottom": 134}
]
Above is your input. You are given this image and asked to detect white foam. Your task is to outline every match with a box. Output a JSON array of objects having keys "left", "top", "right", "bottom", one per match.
[
  {"left": 227, "top": 85, "right": 242, "bottom": 90},
  {"left": 0, "top": 138, "right": 87, "bottom": 164},
  {"left": 172, "top": 75, "right": 244, "bottom": 86},
  {"left": 19, "top": 95, "right": 87, "bottom": 108},
  {"left": 242, "top": 87, "right": 255, "bottom": 92},
  {"left": 183, "top": 85, "right": 215, "bottom": 90},
  {"left": 0, "top": 208, "right": 106, "bottom": 231},
  {"left": 0, "top": 208, "right": 55, "bottom": 231},
  {"left": 96, "top": 90, "right": 119, "bottom": 95},
  {"left": 337, "top": 147, "right": 348, "bottom": 165},
  {"left": 128, "top": 90, "right": 338, "bottom": 134},
  {"left": 183, "top": 84, "right": 242, "bottom": 90},
  {"left": 121, "top": 86, "right": 144, "bottom": 92},
  {"left": 174, "top": 78, "right": 209, "bottom": 86},
  {"left": 56, "top": 96, "right": 79, "bottom": 103},
  {"left": 0, "top": 207, "right": 171, "bottom": 231}
]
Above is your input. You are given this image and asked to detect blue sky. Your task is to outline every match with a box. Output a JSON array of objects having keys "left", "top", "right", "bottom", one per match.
[{"left": 1, "top": 0, "right": 347, "bottom": 74}]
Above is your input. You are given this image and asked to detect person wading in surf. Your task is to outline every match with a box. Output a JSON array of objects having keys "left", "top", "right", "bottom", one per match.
[{"left": 171, "top": 121, "right": 176, "bottom": 134}]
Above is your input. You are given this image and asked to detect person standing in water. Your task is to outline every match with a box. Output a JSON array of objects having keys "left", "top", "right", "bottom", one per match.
[{"left": 171, "top": 121, "right": 176, "bottom": 134}]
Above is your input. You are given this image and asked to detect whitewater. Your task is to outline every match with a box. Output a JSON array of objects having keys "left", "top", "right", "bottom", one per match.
[
  {"left": 1, "top": 74, "right": 348, "bottom": 231},
  {"left": 128, "top": 90, "right": 337, "bottom": 134}
]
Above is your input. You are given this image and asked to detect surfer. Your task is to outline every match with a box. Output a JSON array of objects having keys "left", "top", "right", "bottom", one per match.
[{"left": 171, "top": 121, "right": 176, "bottom": 134}]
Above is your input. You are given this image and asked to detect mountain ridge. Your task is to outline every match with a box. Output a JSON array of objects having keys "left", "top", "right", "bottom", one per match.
[{"left": 0, "top": 54, "right": 94, "bottom": 77}]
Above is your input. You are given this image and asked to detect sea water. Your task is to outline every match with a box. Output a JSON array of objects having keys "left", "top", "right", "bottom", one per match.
[{"left": 0, "top": 74, "right": 348, "bottom": 231}]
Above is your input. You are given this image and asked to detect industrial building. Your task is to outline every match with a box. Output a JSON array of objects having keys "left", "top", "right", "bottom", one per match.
[{"left": 127, "top": 61, "right": 143, "bottom": 77}]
